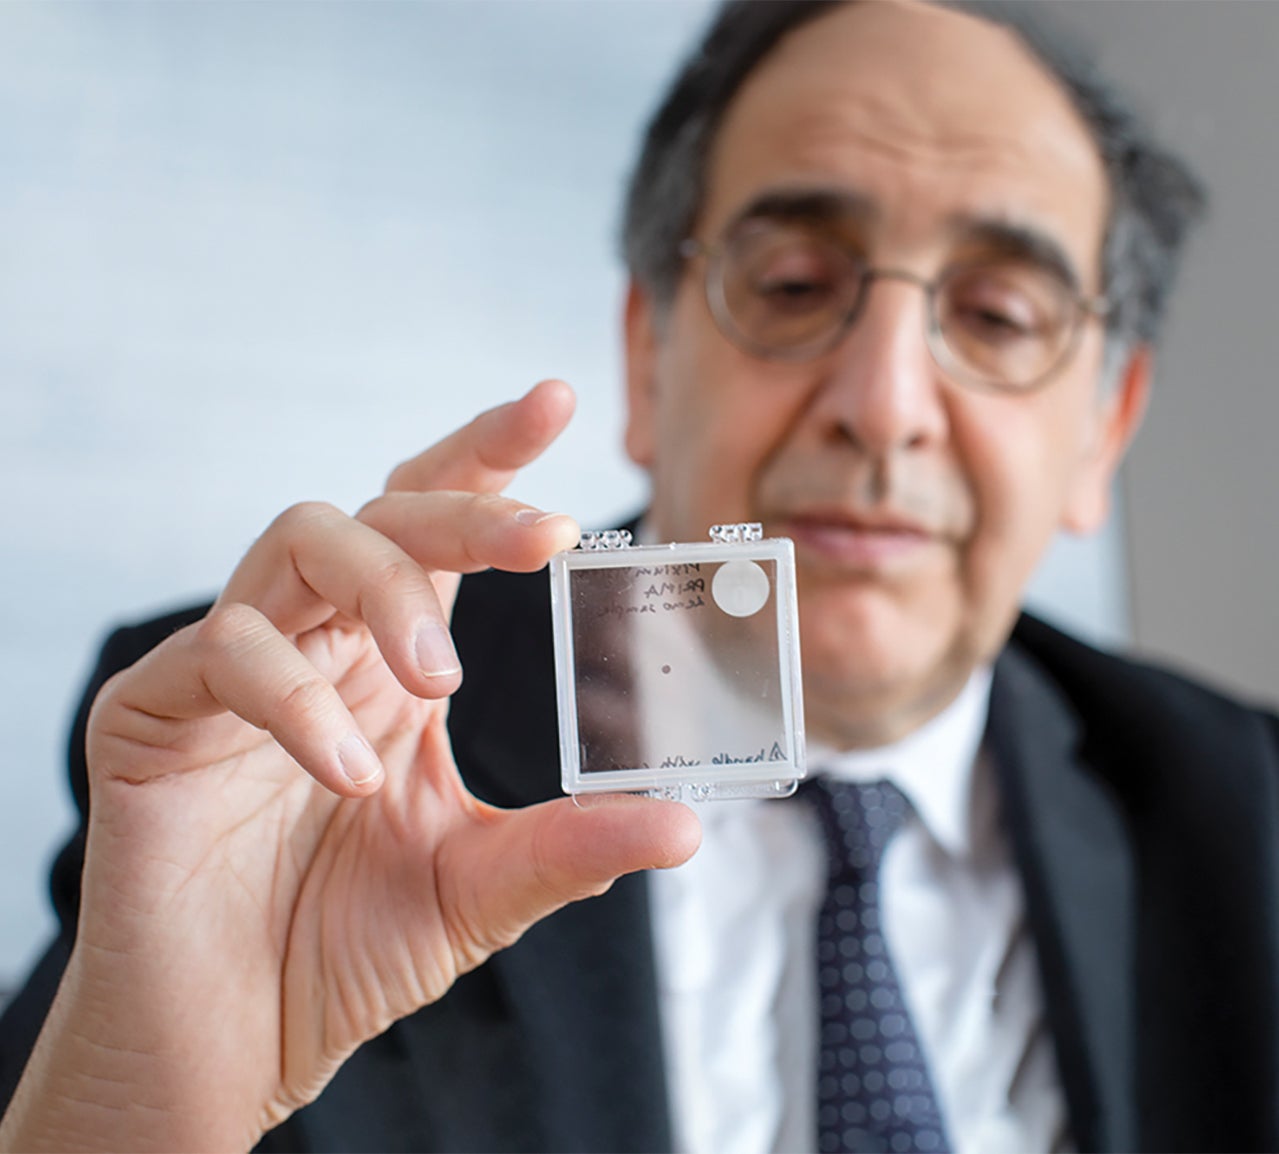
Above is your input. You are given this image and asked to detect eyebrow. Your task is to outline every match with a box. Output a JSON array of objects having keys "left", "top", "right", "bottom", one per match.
[
  {"left": 950, "top": 215, "right": 1086, "bottom": 295},
  {"left": 724, "top": 188, "right": 1089, "bottom": 296},
  {"left": 728, "top": 188, "right": 878, "bottom": 231}
]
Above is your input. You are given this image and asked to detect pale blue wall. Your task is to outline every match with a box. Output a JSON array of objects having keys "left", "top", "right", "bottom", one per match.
[{"left": 0, "top": 1, "right": 1128, "bottom": 985}]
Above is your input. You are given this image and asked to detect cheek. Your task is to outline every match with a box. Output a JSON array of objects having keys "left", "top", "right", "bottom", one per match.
[
  {"left": 958, "top": 394, "right": 1097, "bottom": 610},
  {"left": 647, "top": 329, "right": 807, "bottom": 536}
]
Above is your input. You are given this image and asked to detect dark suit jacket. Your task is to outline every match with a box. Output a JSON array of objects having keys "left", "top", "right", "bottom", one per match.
[{"left": 3, "top": 565, "right": 1279, "bottom": 1152}]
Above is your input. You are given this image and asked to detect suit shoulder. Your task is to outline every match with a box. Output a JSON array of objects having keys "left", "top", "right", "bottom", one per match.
[{"left": 1010, "top": 612, "right": 1279, "bottom": 760}]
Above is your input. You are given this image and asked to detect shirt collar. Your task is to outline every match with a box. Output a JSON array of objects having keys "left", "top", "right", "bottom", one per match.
[
  {"left": 808, "top": 666, "right": 994, "bottom": 860},
  {"left": 633, "top": 516, "right": 992, "bottom": 856}
]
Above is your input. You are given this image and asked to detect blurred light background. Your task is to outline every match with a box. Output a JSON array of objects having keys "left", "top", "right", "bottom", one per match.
[{"left": 2, "top": 1, "right": 1275, "bottom": 990}]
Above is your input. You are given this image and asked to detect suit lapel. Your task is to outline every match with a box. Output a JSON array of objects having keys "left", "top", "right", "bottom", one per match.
[
  {"left": 451, "top": 565, "right": 673, "bottom": 1151},
  {"left": 489, "top": 874, "right": 673, "bottom": 1152},
  {"left": 987, "top": 642, "right": 1137, "bottom": 1154}
]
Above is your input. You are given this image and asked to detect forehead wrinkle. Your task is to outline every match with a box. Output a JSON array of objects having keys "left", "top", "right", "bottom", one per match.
[
  {"left": 712, "top": 108, "right": 1103, "bottom": 283},
  {"left": 792, "top": 99, "right": 1046, "bottom": 176},
  {"left": 771, "top": 98, "right": 1088, "bottom": 204},
  {"left": 700, "top": 1, "right": 1110, "bottom": 288}
]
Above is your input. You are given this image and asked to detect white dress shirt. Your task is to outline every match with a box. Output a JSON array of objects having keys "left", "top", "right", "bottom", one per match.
[{"left": 648, "top": 668, "right": 1073, "bottom": 1154}]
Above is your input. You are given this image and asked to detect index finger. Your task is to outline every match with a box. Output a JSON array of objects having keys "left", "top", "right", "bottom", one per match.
[{"left": 386, "top": 378, "right": 576, "bottom": 495}]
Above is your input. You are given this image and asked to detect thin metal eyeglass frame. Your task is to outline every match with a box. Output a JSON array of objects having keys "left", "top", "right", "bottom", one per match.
[{"left": 679, "top": 236, "right": 1110, "bottom": 393}]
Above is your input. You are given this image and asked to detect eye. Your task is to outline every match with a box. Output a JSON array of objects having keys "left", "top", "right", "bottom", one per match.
[
  {"left": 717, "top": 222, "right": 864, "bottom": 350},
  {"left": 940, "top": 266, "right": 1060, "bottom": 345},
  {"left": 952, "top": 303, "right": 1036, "bottom": 341},
  {"left": 752, "top": 274, "right": 836, "bottom": 310},
  {"left": 740, "top": 238, "right": 850, "bottom": 316}
]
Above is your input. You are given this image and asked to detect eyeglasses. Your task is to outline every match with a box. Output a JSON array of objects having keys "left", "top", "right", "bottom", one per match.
[{"left": 680, "top": 220, "right": 1109, "bottom": 393}]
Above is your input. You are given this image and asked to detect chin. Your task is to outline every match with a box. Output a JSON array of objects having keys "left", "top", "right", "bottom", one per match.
[
  {"left": 799, "top": 579, "right": 944, "bottom": 664},
  {"left": 802, "top": 644, "right": 920, "bottom": 711},
  {"left": 801, "top": 655, "right": 971, "bottom": 750},
  {"left": 796, "top": 592, "right": 969, "bottom": 745}
]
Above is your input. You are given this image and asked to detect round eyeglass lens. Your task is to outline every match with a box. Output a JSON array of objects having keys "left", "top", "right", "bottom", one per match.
[
  {"left": 717, "top": 223, "right": 861, "bottom": 358},
  {"left": 932, "top": 262, "right": 1077, "bottom": 389}
]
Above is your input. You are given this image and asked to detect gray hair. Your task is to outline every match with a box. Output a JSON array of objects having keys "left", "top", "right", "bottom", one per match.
[{"left": 620, "top": 0, "right": 1206, "bottom": 361}]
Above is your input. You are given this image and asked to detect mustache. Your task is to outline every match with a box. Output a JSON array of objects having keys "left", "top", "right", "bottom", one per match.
[{"left": 759, "top": 454, "right": 974, "bottom": 537}]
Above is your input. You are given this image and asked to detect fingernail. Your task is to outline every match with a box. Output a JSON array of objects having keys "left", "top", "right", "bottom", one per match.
[
  {"left": 338, "top": 733, "right": 382, "bottom": 786},
  {"left": 415, "top": 621, "right": 462, "bottom": 677},
  {"left": 514, "top": 508, "right": 566, "bottom": 527}
]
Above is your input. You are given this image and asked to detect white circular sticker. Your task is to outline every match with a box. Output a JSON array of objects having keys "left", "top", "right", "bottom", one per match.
[{"left": 711, "top": 559, "right": 771, "bottom": 618}]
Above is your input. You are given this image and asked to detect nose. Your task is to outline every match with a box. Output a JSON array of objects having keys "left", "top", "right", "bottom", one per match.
[{"left": 807, "top": 273, "right": 949, "bottom": 456}]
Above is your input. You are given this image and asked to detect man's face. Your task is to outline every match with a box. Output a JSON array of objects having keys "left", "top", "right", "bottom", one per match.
[{"left": 624, "top": 0, "right": 1147, "bottom": 748}]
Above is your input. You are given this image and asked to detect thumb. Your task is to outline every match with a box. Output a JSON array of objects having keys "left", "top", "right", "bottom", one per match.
[{"left": 444, "top": 796, "right": 702, "bottom": 965}]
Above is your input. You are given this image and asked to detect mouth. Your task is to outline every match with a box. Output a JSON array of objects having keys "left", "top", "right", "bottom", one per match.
[{"left": 771, "top": 509, "right": 944, "bottom": 571}]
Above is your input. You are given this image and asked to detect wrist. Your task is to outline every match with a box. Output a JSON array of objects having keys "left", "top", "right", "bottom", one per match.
[{"left": 0, "top": 953, "right": 264, "bottom": 1153}]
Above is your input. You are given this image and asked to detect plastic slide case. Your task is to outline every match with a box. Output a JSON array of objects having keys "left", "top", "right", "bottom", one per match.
[{"left": 549, "top": 523, "right": 806, "bottom": 801}]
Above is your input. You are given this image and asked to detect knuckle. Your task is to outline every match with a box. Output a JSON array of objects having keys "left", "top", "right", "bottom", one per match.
[
  {"left": 528, "top": 819, "right": 576, "bottom": 905},
  {"left": 354, "top": 493, "right": 383, "bottom": 523},
  {"left": 275, "top": 674, "right": 337, "bottom": 731},
  {"left": 269, "top": 500, "right": 342, "bottom": 539},
  {"left": 362, "top": 557, "right": 430, "bottom": 605},
  {"left": 376, "top": 554, "right": 426, "bottom": 593},
  {"left": 468, "top": 490, "right": 512, "bottom": 515},
  {"left": 463, "top": 492, "right": 517, "bottom": 542},
  {"left": 354, "top": 491, "right": 406, "bottom": 533},
  {"left": 195, "top": 602, "right": 267, "bottom": 654},
  {"left": 384, "top": 460, "right": 414, "bottom": 491},
  {"left": 88, "top": 665, "right": 130, "bottom": 719}
]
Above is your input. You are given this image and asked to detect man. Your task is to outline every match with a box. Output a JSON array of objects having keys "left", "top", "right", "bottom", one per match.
[{"left": 3, "top": 1, "right": 1274, "bottom": 1152}]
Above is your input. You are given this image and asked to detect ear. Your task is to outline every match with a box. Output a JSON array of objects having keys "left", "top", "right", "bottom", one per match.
[
  {"left": 623, "top": 280, "right": 660, "bottom": 469},
  {"left": 1060, "top": 344, "right": 1153, "bottom": 534}
]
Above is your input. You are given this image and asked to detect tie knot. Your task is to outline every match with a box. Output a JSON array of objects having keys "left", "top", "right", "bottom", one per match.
[{"left": 802, "top": 778, "right": 912, "bottom": 878}]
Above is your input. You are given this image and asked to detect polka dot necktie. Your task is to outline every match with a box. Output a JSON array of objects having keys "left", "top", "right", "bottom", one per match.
[{"left": 803, "top": 778, "right": 952, "bottom": 1154}]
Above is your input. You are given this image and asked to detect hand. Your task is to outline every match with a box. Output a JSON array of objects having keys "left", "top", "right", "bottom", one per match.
[{"left": 0, "top": 380, "right": 700, "bottom": 1153}]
